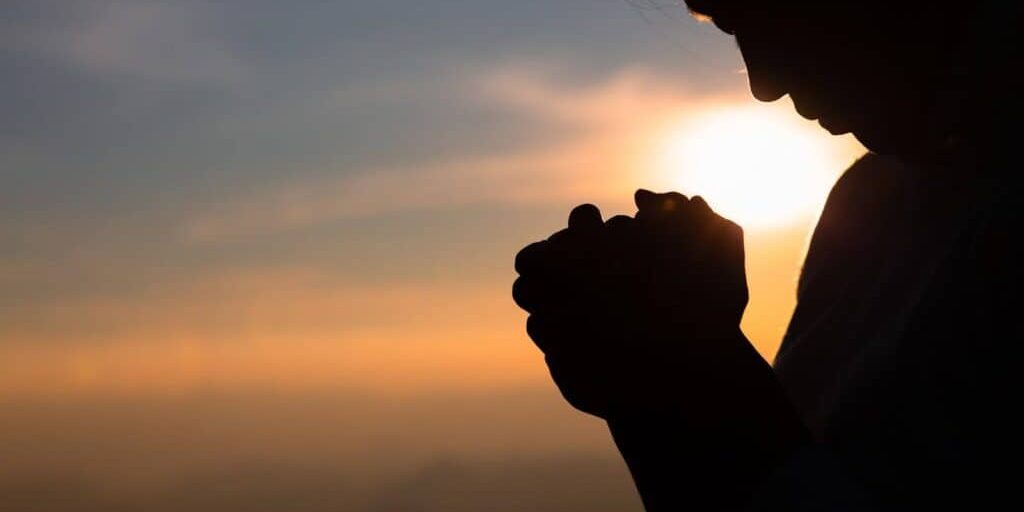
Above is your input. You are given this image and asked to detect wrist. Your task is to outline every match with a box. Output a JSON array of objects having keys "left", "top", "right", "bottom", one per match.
[{"left": 607, "top": 399, "right": 810, "bottom": 511}]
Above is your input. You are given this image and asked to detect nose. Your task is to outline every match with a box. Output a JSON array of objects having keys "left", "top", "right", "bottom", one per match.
[
  {"left": 748, "top": 71, "right": 787, "bottom": 102},
  {"left": 736, "top": 33, "right": 788, "bottom": 102},
  {"left": 749, "top": 70, "right": 786, "bottom": 101}
]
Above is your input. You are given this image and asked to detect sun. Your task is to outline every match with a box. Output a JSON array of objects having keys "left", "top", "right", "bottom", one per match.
[{"left": 657, "top": 104, "right": 855, "bottom": 230}]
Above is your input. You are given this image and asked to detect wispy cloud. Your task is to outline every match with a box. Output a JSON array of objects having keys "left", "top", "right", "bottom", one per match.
[
  {"left": 479, "top": 64, "right": 691, "bottom": 125},
  {"left": 12, "top": 1, "right": 245, "bottom": 85},
  {"left": 185, "top": 149, "right": 607, "bottom": 242},
  {"left": 75, "top": 2, "right": 244, "bottom": 84},
  {"left": 185, "top": 64, "right": 718, "bottom": 242}
]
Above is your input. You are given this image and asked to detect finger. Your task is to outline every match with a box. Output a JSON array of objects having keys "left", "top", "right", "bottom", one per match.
[
  {"left": 528, "top": 313, "right": 595, "bottom": 355},
  {"left": 720, "top": 219, "right": 746, "bottom": 274},
  {"left": 689, "top": 195, "right": 714, "bottom": 220},
  {"left": 662, "top": 191, "right": 689, "bottom": 208},
  {"left": 708, "top": 218, "right": 749, "bottom": 317},
  {"left": 601, "top": 215, "right": 640, "bottom": 277},
  {"left": 635, "top": 190, "right": 690, "bottom": 223},
  {"left": 526, "top": 314, "right": 558, "bottom": 353},
  {"left": 685, "top": 195, "right": 719, "bottom": 248},
  {"left": 603, "top": 215, "right": 636, "bottom": 250},
  {"left": 513, "top": 276, "right": 542, "bottom": 313},
  {"left": 634, "top": 189, "right": 658, "bottom": 213},
  {"left": 515, "top": 241, "right": 549, "bottom": 275},
  {"left": 604, "top": 214, "right": 634, "bottom": 230},
  {"left": 568, "top": 203, "right": 603, "bottom": 232},
  {"left": 660, "top": 192, "right": 690, "bottom": 220},
  {"left": 692, "top": 213, "right": 742, "bottom": 260},
  {"left": 547, "top": 228, "right": 571, "bottom": 244}
]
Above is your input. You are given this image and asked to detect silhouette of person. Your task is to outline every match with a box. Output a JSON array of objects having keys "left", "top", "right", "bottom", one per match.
[{"left": 513, "top": 1, "right": 1022, "bottom": 510}]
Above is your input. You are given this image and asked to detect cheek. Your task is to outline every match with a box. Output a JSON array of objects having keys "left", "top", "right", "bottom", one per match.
[
  {"left": 852, "top": 60, "right": 933, "bottom": 134},
  {"left": 822, "top": 41, "right": 926, "bottom": 117},
  {"left": 734, "top": 32, "right": 789, "bottom": 102},
  {"left": 850, "top": 95, "right": 930, "bottom": 154}
]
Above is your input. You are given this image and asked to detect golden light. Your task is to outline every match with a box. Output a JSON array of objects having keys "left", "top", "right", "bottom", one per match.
[{"left": 658, "top": 104, "right": 852, "bottom": 230}]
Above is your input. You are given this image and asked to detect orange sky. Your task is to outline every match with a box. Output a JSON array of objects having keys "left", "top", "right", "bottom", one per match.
[
  {"left": 0, "top": 69, "right": 863, "bottom": 400},
  {"left": 0, "top": 3, "right": 867, "bottom": 510}
]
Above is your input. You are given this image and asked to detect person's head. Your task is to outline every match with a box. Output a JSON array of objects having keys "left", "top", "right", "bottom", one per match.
[{"left": 684, "top": 1, "right": 1012, "bottom": 155}]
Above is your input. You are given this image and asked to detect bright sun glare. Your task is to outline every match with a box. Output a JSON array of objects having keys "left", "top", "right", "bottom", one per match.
[{"left": 659, "top": 106, "right": 844, "bottom": 229}]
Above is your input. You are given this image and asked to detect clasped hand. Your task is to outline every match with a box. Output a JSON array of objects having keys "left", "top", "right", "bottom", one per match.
[{"left": 514, "top": 190, "right": 771, "bottom": 420}]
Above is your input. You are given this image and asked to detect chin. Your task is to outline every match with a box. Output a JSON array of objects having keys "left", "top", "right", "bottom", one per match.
[
  {"left": 853, "top": 130, "right": 892, "bottom": 154},
  {"left": 818, "top": 117, "right": 851, "bottom": 136},
  {"left": 853, "top": 128, "right": 912, "bottom": 156}
]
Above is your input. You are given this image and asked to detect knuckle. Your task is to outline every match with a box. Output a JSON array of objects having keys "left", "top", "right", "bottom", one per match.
[
  {"left": 547, "top": 228, "right": 571, "bottom": 244},
  {"left": 665, "top": 191, "right": 689, "bottom": 203},
  {"left": 512, "top": 277, "right": 534, "bottom": 311},
  {"left": 568, "top": 204, "right": 602, "bottom": 231},
  {"left": 605, "top": 214, "right": 634, "bottom": 229},
  {"left": 721, "top": 218, "right": 744, "bottom": 238},
  {"left": 570, "top": 203, "right": 598, "bottom": 216},
  {"left": 514, "top": 240, "right": 547, "bottom": 275}
]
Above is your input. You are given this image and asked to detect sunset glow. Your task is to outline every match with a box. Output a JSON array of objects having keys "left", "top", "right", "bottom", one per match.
[
  {"left": 659, "top": 106, "right": 841, "bottom": 229},
  {"left": 2, "top": 2, "right": 877, "bottom": 510}
]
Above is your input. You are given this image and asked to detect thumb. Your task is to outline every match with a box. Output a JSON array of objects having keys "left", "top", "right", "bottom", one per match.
[{"left": 634, "top": 189, "right": 689, "bottom": 222}]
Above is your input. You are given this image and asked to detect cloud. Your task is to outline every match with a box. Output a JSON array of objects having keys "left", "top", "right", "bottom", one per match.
[
  {"left": 76, "top": 2, "right": 244, "bottom": 84},
  {"left": 185, "top": 64, "right": 718, "bottom": 242},
  {"left": 12, "top": 1, "right": 245, "bottom": 86},
  {"left": 185, "top": 149, "right": 601, "bottom": 242},
  {"left": 479, "top": 63, "right": 690, "bottom": 125}
]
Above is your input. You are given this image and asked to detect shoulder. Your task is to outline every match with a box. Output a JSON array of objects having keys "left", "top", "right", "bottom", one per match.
[
  {"left": 816, "top": 153, "right": 909, "bottom": 231},
  {"left": 797, "top": 153, "right": 908, "bottom": 296}
]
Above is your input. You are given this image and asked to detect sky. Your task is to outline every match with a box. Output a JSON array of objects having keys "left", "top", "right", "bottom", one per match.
[{"left": 0, "top": 1, "right": 864, "bottom": 510}]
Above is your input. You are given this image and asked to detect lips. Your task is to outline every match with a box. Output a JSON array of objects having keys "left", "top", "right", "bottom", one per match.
[
  {"left": 817, "top": 115, "right": 848, "bottom": 134},
  {"left": 790, "top": 95, "right": 852, "bottom": 134},
  {"left": 790, "top": 93, "right": 825, "bottom": 121},
  {"left": 793, "top": 101, "right": 819, "bottom": 121}
]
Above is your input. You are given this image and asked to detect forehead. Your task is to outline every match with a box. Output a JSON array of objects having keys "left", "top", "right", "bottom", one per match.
[
  {"left": 683, "top": 0, "right": 742, "bottom": 17},
  {"left": 683, "top": 0, "right": 749, "bottom": 34},
  {"left": 683, "top": 0, "right": 764, "bottom": 28},
  {"left": 687, "top": 1, "right": 813, "bottom": 18},
  {"left": 684, "top": 1, "right": 819, "bottom": 34}
]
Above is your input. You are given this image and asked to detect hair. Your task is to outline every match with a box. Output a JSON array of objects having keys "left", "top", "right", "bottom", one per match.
[
  {"left": 679, "top": 0, "right": 712, "bottom": 15},
  {"left": 683, "top": 1, "right": 972, "bottom": 20},
  {"left": 681, "top": 0, "right": 714, "bottom": 17}
]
